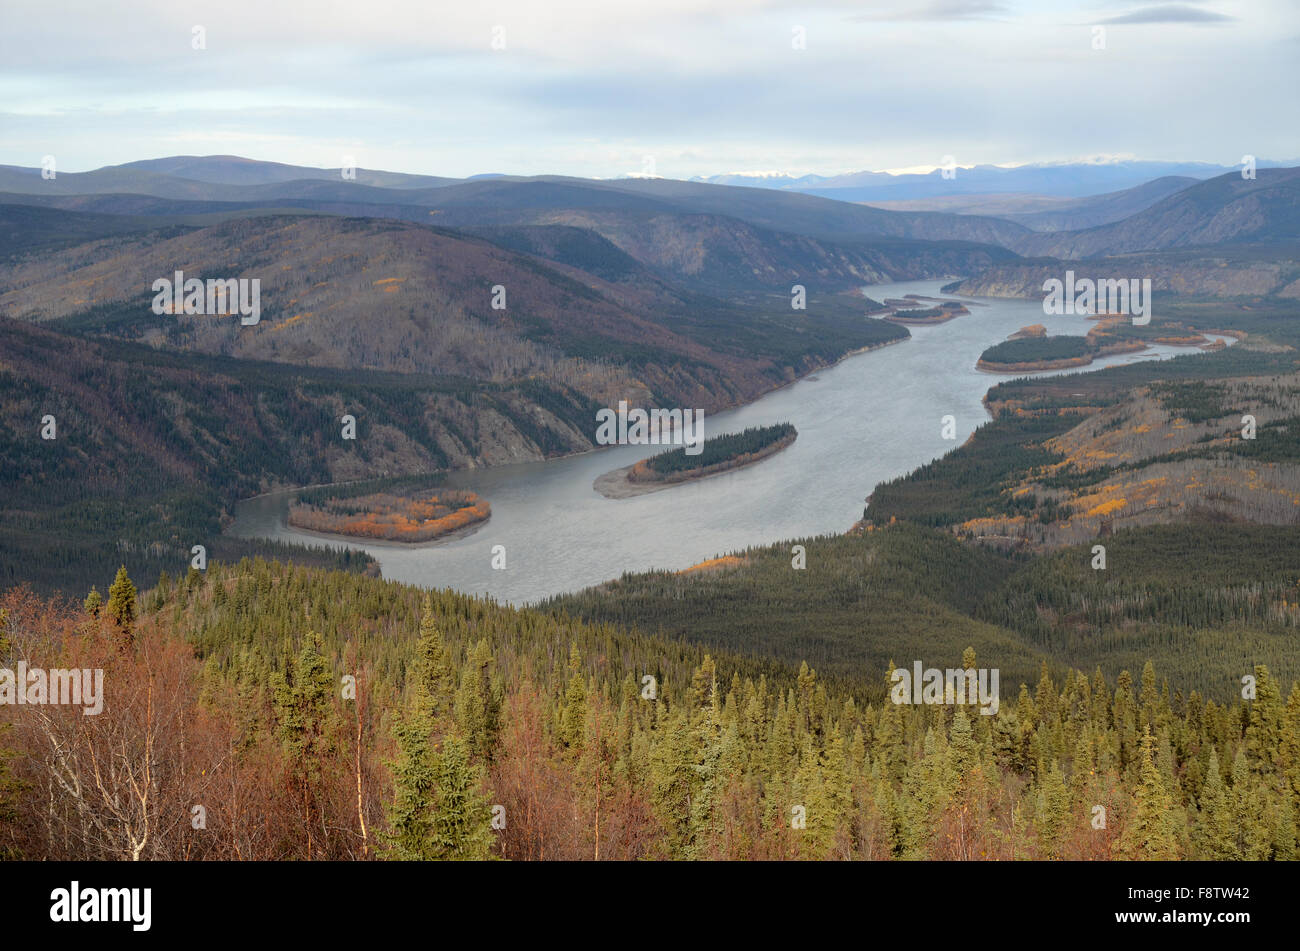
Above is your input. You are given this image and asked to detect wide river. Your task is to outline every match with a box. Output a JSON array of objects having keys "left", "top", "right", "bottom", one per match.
[{"left": 231, "top": 280, "right": 1231, "bottom": 605}]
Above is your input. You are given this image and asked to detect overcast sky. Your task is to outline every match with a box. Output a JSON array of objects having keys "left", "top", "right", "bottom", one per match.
[{"left": 1, "top": 0, "right": 1296, "bottom": 178}]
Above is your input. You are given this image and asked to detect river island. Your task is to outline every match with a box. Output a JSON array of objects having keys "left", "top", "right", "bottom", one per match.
[
  {"left": 595, "top": 423, "right": 798, "bottom": 499},
  {"left": 287, "top": 484, "right": 491, "bottom": 542}
]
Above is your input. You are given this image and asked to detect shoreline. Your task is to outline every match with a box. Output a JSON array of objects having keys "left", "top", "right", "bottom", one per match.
[
  {"left": 273, "top": 514, "right": 490, "bottom": 550},
  {"left": 977, "top": 353, "right": 1109, "bottom": 373}
]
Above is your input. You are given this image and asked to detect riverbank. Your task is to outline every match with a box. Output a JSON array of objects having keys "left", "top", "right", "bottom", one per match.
[{"left": 272, "top": 514, "right": 491, "bottom": 549}]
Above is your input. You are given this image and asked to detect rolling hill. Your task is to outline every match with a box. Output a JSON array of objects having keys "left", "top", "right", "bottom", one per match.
[
  {"left": 0, "top": 211, "right": 921, "bottom": 414},
  {"left": 0, "top": 157, "right": 1033, "bottom": 248},
  {"left": 1014, "top": 167, "right": 1300, "bottom": 258}
]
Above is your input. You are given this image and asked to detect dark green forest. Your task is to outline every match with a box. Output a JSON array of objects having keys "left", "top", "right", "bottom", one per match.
[
  {"left": 645, "top": 422, "right": 797, "bottom": 476},
  {"left": 980, "top": 335, "right": 1092, "bottom": 365}
]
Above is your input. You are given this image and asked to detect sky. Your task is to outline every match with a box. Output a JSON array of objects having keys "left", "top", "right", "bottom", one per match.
[{"left": 1, "top": 0, "right": 1297, "bottom": 179}]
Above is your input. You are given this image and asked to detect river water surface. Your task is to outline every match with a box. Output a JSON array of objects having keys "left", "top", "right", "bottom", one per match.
[{"left": 230, "top": 280, "right": 1230, "bottom": 604}]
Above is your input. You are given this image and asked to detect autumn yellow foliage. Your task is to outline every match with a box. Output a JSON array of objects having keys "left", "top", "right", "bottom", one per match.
[{"left": 287, "top": 489, "right": 490, "bottom": 542}]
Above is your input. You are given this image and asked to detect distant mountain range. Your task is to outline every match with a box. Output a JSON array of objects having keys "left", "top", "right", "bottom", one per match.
[
  {"left": 690, "top": 159, "right": 1297, "bottom": 201},
  {"left": 867, "top": 176, "right": 1199, "bottom": 233},
  {"left": 0, "top": 157, "right": 1030, "bottom": 249},
  {"left": 2, "top": 155, "right": 1298, "bottom": 312}
]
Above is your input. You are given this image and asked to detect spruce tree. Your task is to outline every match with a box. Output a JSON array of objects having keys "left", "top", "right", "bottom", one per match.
[
  {"left": 1230, "top": 747, "right": 1271, "bottom": 859},
  {"left": 648, "top": 709, "right": 697, "bottom": 857},
  {"left": 384, "top": 704, "right": 440, "bottom": 859},
  {"left": 271, "top": 633, "right": 338, "bottom": 858},
  {"left": 1245, "top": 665, "right": 1283, "bottom": 776},
  {"left": 106, "top": 565, "right": 136, "bottom": 648},
  {"left": 560, "top": 643, "right": 587, "bottom": 751},
  {"left": 428, "top": 735, "right": 494, "bottom": 860},
  {"left": 1194, "top": 747, "right": 1236, "bottom": 859},
  {"left": 385, "top": 625, "right": 493, "bottom": 860},
  {"left": 1282, "top": 685, "right": 1300, "bottom": 809},
  {"left": 411, "top": 597, "right": 455, "bottom": 724},
  {"left": 454, "top": 638, "right": 500, "bottom": 761},
  {"left": 273, "top": 633, "right": 336, "bottom": 787},
  {"left": 1034, "top": 758, "right": 1070, "bottom": 859},
  {"left": 1123, "top": 727, "right": 1180, "bottom": 860}
]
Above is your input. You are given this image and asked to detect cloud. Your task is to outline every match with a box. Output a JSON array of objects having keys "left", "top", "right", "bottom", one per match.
[
  {"left": 1097, "top": 4, "right": 1237, "bottom": 25},
  {"left": 847, "top": 0, "right": 1008, "bottom": 21},
  {"left": 0, "top": 0, "right": 1292, "bottom": 177}
]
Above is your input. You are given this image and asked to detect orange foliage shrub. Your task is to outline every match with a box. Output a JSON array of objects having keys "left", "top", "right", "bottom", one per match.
[{"left": 287, "top": 490, "right": 491, "bottom": 542}]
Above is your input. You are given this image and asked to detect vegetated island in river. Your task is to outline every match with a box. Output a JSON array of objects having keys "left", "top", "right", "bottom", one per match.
[
  {"left": 882, "top": 297, "right": 971, "bottom": 325},
  {"left": 976, "top": 317, "right": 1212, "bottom": 373},
  {"left": 595, "top": 423, "right": 797, "bottom": 499},
  {"left": 287, "top": 483, "right": 490, "bottom": 543}
]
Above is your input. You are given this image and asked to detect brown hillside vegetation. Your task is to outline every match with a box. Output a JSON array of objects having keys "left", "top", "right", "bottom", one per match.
[
  {"left": 0, "top": 214, "right": 903, "bottom": 418},
  {"left": 0, "top": 215, "right": 663, "bottom": 403},
  {"left": 957, "top": 372, "right": 1300, "bottom": 548}
]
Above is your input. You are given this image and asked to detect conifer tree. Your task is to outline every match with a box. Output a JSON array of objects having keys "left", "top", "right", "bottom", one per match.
[
  {"left": 385, "top": 624, "right": 494, "bottom": 861},
  {"left": 949, "top": 709, "right": 980, "bottom": 785},
  {"left": 429, "top": 735, "right": 495, "bottom": 860},
  {"left": 1282, "top": 685, "right": 1300, "bottom": 809},
  {"left": 1194, "top": 747, "right": 1236, "bottom": 859},
  {"left": 1015, "top": 683, "right": 1037, "bottom": 775},
  {"left": 271, "top": 633, "right": 338, "bottom": 858},
  {"left": 1245, "top": 665, "right": 1283, "bottom": 776},
  {"left": 1113, "top": 671, "right": 1137, "bottom": 770},
  {"left": 454, "top": 638, "right": 501, "bottom": 761},
  {"left": 1139, "top": 660, "right": 1159, "bottom": 732},
  {"left": 411, "top": 597, "right": 455, "bottom": 724},
  {"left": 385, "top": 703, "right": 440, "bottom": 860},
  {"left": 1123, "top": 727, "right": 1180, "bottom": 860},
  {"left": 648, "top": 709, "right": 697, "bottom": 857},
  {"left": 106, "top": 565, "right": 136, "bottom": 648},
  {"left": 560, "top": 643, "right": 587, "bottom": 752},
  {"left": 1034, "top": 758, "right": 1070, "bottom": 859},
  {"left": 1229, "top": 747, "right": 1271, "bottom": 859}
]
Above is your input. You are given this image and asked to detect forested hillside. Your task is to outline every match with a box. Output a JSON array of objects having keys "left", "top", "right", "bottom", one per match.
[
  {"left": 2, "top": 561, "right": 1296, "bottom": 861},
  {"left": 1013, "top": 168, "right": 1300, "bottom": 259},
  {"left": 0, "top": 316, "right": 598, "bottom": 592}
]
